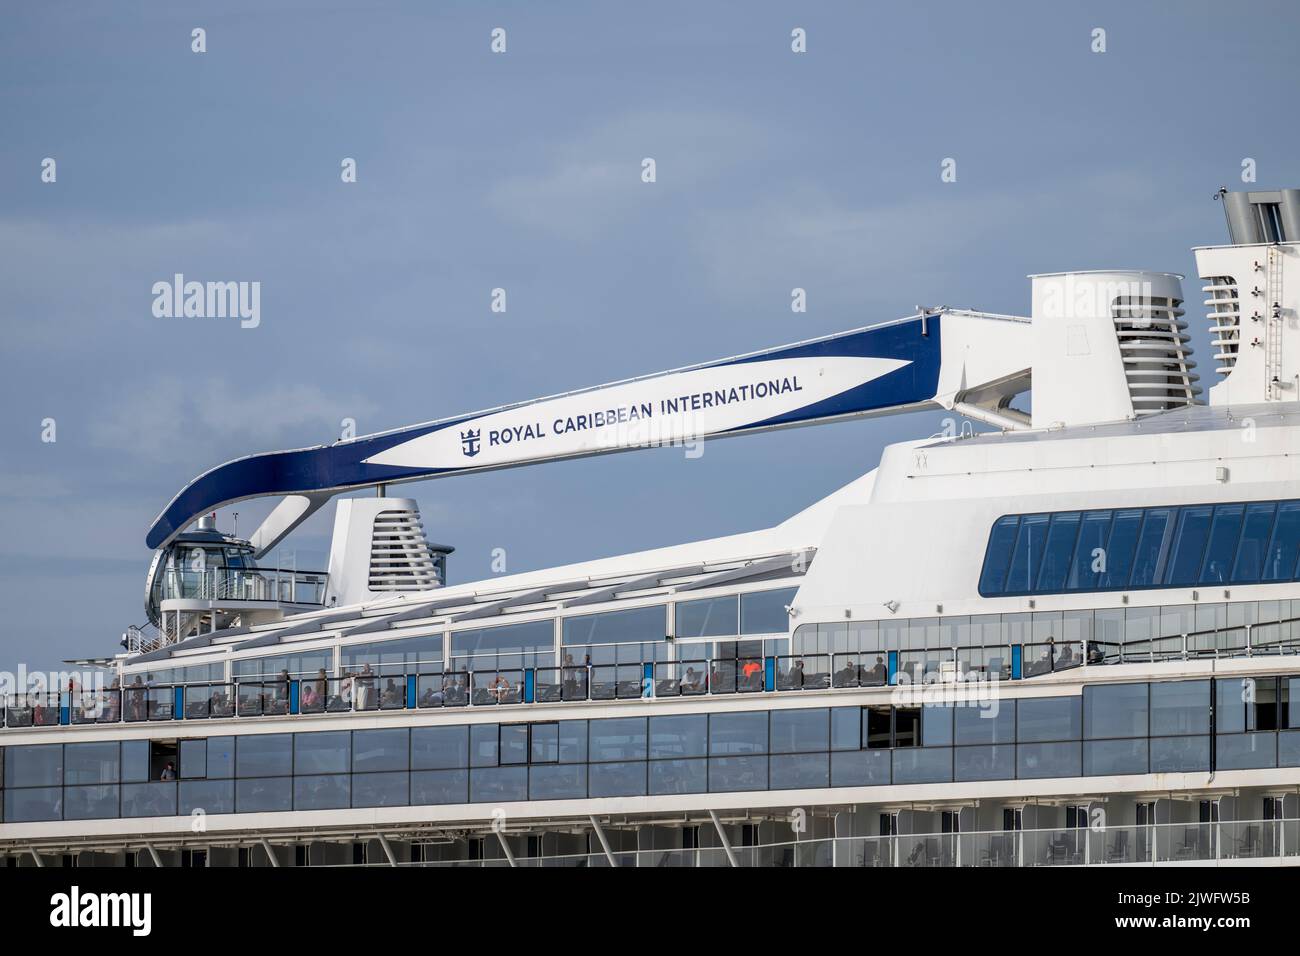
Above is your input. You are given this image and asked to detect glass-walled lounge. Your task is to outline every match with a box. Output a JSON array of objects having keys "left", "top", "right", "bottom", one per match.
[
  {"left": 4, "top": 676, "right": 1297, "bottom": 824},
  {"left": 979, "top": 500, "right": 1300, "bottom": 597}
]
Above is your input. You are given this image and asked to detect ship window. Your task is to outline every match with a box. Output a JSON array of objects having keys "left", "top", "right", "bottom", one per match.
[
  {"left": 529, "top": 722, "right": 559, "bottom": 763},
  {"left": 1150, "top": 680, "right": 1209, "bottom": 736},
  {"left": 1231, "top": 502, "right": 1277, "bottom": 583},
  {"left": 470, "top": 725, "right": 498, "bottom": 767},
  {"left": 740, "top": 588, "right": 797, "bottom": 634},
  {"left": 589, "top": 717, "right": 647, "bottom": 761},
  {"left": 1262, "top": 502, "right": 1300, "bottom": 581},
  {"left": 649, "top": 714, "right": 708, "bottom": 759},
  {"left": 563, "top": 605, "right": 665, "bottom": 645},
  {"left": 1066, "top": 510, "right": 1112, "bottom": 590},
  {"left": 978, "top": 516, "right": 1020, "bottom": 595},
  {"left": 675, "top": 595, "right": 738, "bottom": 638},
  {"left": 412, "top": 726, "right": 469, "bottom": 770},
  {"left": 770, "top": 708, "right": 829, "bottom": 754},
  {"left": 293, "top": 730, "right": 350, "bottom": 775},
  {"left": 1083, "top": 683, "right": 1148, "bottom": 739},
  {"left": 709, "top": 711, "right": 766, "bottom": 755},
  {"left": 1036, "top": 512, "right": 1081, "bottom": 592},
  {"left": 1003, "top": 514, "right": 1049, "bottom": 593},
  {"left": 236, "top": 734, "right": 291, "bottom": 777},
  {"left": 1017, "top": 697, "right": 1081, "bottom": 742},
  {"left": 981, "top": 500, "right": 1300, "bottom": 596},
  {"left": 1165, "top": 506, "right": 1214, "bottom": 586},
  {"left": 1098, "top": 509, "right": 1143, "bottom": 587},
  {"left": 499, "top": 725, "right": 529, "bottom": 765},
  {"left": 1199, "top": 504, "right": 1244, "bottom": 584},
  {"left": 1130, "top": 509, "right": 1174, "bottom": 586}
]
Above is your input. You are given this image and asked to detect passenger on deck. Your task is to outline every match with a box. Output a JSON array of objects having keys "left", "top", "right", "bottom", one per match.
[
  {"left": 866, "top": 656, "right": 888, "bottom": 685},
  {"left": 835, "top": 659, "right": 860, "bottom": 687}
]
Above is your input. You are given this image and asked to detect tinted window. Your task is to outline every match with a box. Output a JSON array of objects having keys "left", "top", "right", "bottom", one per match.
[
  {"left": 649, "top": 715, "right": 707, "bottom": 759},
  {"left": 293, "top": 731, "right": 350, "bottom": 775},
  {"left": 412, "top": 726, "right": 469, "bottom": 770},
  {"left": 470, "top": 724, "right": 498, "bottom": 767},
  {"left": 770, "top": 753, "right": 829, "bottom": 789},
  {"left": 206, "top": 737, "right": 235, "bottom": 779},
  {"left": 294, "top": 775, "right": 350, "bottom": 810},
  {"left": 708, "top": 756, "right": 767, "bottom": 791},
  {"left": 954, "top": 745, "right": 1014, "bottom": 781},
  {"left": 7, "top": 744, "right": 62, "bottom": 787},
  {"left": 649, "top": 759, "right": 708, "bottom": 795},
  {"left": 179, "top": 779, "right": 233, "bottom": 814},
  {"left": 469, "top": 766, "right": 528, "bottom": 802},
  {"left": 64, "top": 785, "right": 119, "bottom": 821},
  {"left": 563, "top": 605, "right": 666, "bottom": 645},
  {"left": 1231, "top": 502, "right": 1277, "bottom": 583},
  {"left": 352, "top": 771, "right": 409, "bottom": 808},
  {"left": 830, "top": 708, "right": 861, "bottom": 750},
  {"left": 1003, "top": 514, "right": 1049, "bottom": 593},
  {"left": 4, "top": 787, "right": 62, "bottom": 822},
  {"left": 1098, "top": 509, "right": 1142, "bottom": 587},
  {"left": 675, "top": 595, "right": 738, "bottom": 637},
  {"left": 770, "top": 709, "right": 829, "bottom": 753},
  {"left": 922, "top": 706, "right": 953, "bottom": 747},
  {"left": 236, "top": 734, "right": 292, "bottom": 778},
  {"left": 954, "top": 702, "right": 1015, "bottom": 745},
  {"left": 740, "top": 589, "right": 797, "bottom": 634},
  {"left": 411, "top": 769, "right": 469, "bottom": 805},
  {"left": 1084, "top": 684, "right": 1148, "bottom": 739},
  {"left": 1130, "top": 509, "right": 1172, "bottom": 586},
  {"left": 499, "top": 725, "right": 529, "bottom": 765},
  {"left": 64, "top": 742, "right": 119, "bottom": 786},
  {"left": 588, "top": 761, "right": 646, "bottom": 797},
  {"left": 352, "top": 729, "right": 409, "bottom": 773},
  {"left": 1166, "top": 506, "right": 1213, "bottom": 585},
  {"left": 235, "top": 777, "right": 291, "bottom": 813},
  {"left": 892, "top": 748, "right": 952, "bottom": 784},
  {"left": 709, "top": 712, "right": 767, "bottom": 755},
  {"left": 528, "top": 764, "right": 587, "bottom": 799},
  {"left": 1017, "top": 697, "right": 1080, "bottom": 742},
  {"left": 1036, "top": 512, "right": 1081, "bottom": 591},
  {"left": 1217, "top": 733, "right": 1276, "bottom": 770},
  {"left": 1016, "top": 741, "right": 1080, "bottom": 778},
  {"left": 1149, "top": 735, "right": 1209, "bottom": 772},
  {"left": 1083, "top": 739, "right": 1147, "bottom": 775},
  {"left": 1199, "top": 504, "right": 1244, "bottom": 584},
  {"left": 1263, "top": 502, "right": 1300, "bottom": 581},
  {"left": 830, "top": 749, "right": 891, "bottom": 787},
  {"left": 589, "top": 718, "right": 647, "bottom": 761},
  {"left": 1150, "top": 680, "right": 1209, "bottom": 735},
  {"left": 979, "top": 516, "right": 1020, "bottom": 595},
  {"left": 1067, "top": 511, "right": 1112, "bottom": 591}
]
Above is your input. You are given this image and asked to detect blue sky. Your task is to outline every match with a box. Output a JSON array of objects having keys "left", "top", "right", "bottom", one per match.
[{"left": 1, "top": 0, "right": 1298, "bottom": 673}]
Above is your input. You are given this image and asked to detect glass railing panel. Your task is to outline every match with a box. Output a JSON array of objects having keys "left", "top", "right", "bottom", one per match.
[
  {"left": 589, "top": 665, "right": 618, "bottom": 701},
  {"left": 1157, "top": 822, "right": 1215, "bottom": 862},
  {"left": 70, "top": 690, "right": 120, "bottom": 724},
  {"left": 470, "top": 670, "right": 523, "bottom": 705}
]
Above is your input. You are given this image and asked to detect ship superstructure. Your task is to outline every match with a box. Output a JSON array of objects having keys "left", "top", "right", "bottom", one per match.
[{"left": 3, "top": 190, "right": 1300, "bottom": 867}]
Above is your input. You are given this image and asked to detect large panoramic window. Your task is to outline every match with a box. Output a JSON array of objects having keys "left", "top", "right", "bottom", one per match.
[{"left": 978, "top": 500, "right": 1300, "bottom": 596}]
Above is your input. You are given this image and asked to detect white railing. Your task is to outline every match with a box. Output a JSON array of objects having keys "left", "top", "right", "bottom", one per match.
[{"left": 383, "top": 819, "right": 1300, "bottom": 868}]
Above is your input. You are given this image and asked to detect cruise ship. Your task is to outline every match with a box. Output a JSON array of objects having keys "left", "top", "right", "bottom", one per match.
[{"left": 4, "top": 188, "right": 1300, "bottom": 869}]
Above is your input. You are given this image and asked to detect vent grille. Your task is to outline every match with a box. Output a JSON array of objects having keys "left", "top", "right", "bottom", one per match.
[
  {"left": 1202, "top": 276, "right": 1241, "bottom": 378},
  {"left": 1112, "top": 294, "right": 1201, "bottom": 415},
  {"left": 368, "top": 509, "right": 442, "bottom": 591}
]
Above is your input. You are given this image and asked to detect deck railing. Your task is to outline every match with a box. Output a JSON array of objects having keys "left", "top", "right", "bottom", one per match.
[{"left": 8, "top": 621, "right": 1300, "bottom": 730}]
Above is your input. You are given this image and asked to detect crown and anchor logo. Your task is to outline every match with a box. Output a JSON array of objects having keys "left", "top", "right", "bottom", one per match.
[{"left": 460, "top": 428, "right": 481, "bottom": 458}]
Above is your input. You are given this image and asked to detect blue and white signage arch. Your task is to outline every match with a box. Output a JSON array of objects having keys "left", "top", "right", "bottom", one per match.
[{"left": 146, "top": 317, "right": 944, "bottom": 549}]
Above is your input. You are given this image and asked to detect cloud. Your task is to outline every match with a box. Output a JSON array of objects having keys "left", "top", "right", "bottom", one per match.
[
  {"left": 486, "top": 110, "right": 767, "bottom": 240},
  {"left": 88, "top": 376, "right": 379, "bottom": 465}
]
